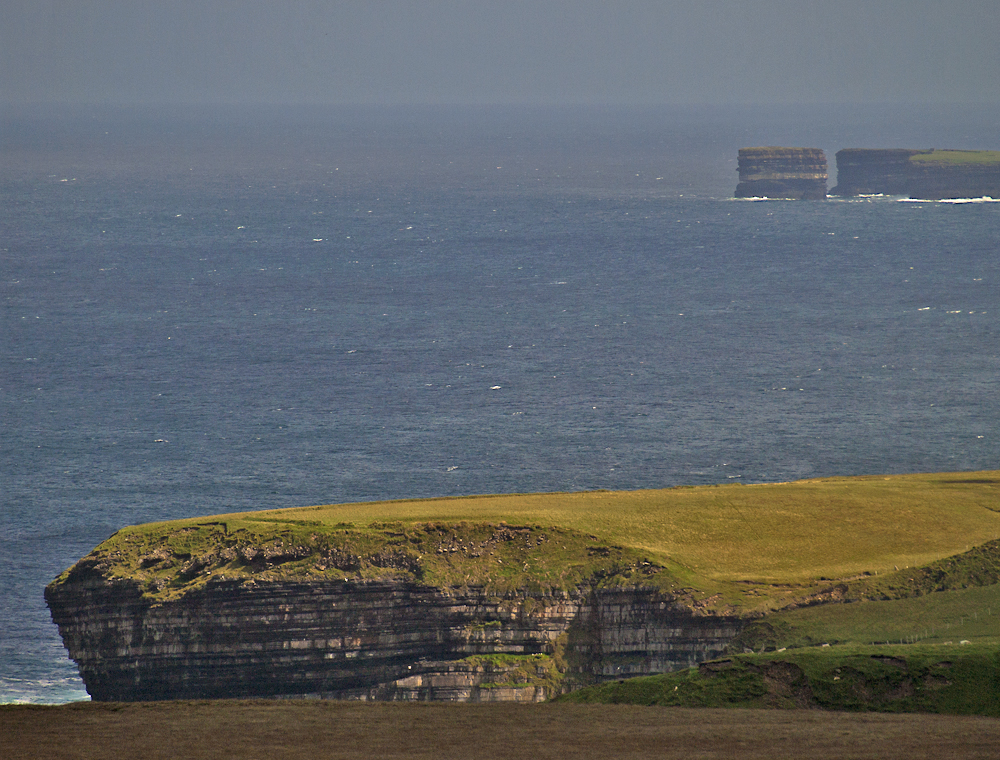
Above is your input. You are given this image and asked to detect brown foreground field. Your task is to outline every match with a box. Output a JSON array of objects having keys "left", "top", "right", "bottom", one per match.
[{"left": 3, "top": 701, "right": 999, "bottom": 760}]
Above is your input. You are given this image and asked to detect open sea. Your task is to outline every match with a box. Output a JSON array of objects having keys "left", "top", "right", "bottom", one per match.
[{"left": 2, "top": 104, "right": 998, "bottom": 703}]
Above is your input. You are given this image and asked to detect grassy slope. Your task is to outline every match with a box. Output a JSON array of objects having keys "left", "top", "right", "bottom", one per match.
[
  {"left": 558, "top": 643, "right": 1000, "bottom": 716},
  {"left": 229, "top": 470, "right": 1000, "bottom": 582},
  {"left": 731, "top": 537, "right": 1000, "bottom": 650},
  {"left": 739, "top": 584, "right": 1000, "bottom": 650},
  {"left": 53, "top": 471, "right": 1000, "bottom": 614}
]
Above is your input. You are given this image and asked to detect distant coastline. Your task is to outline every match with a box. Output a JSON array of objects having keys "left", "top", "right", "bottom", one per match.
[
  {"left": 831, "top": 148, "right": 1000, "bottom": 199},
  {"left": 736, "top": 146, "right": 1000, "bottom": 199}
]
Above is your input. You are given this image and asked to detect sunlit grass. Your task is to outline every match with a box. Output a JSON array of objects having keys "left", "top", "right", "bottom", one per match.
[
  {"left": 221, "top": 471, "right": 1000, "bottom": 583},
  {"left": 742, "top": 584, "right": 1000, "bottom": 649}
]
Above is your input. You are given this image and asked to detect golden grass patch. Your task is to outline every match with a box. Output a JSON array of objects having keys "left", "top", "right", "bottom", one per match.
[{"left": 217, "top": 471, "right": 1000, "bottom": 583}]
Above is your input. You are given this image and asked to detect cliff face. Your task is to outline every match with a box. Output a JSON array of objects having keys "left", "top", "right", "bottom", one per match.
[
  {"left": 45, "top": 519, "right": 744, "bottom": 702},
  {"left": 735, "top": 147, "right": 828, "bottom": 199},
  {"left": 832, "top": 149, "right": 1000, "bottom": 199},
  {"left": 45, "top": 576, "right": 740, "bottom": 702}
]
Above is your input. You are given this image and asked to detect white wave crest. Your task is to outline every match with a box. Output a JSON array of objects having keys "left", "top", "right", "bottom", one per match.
[{"left": 898, "top": 196, "right": 999, "bottom": 204}]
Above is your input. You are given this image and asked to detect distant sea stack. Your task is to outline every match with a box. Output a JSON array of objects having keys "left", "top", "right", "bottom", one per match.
[
  {"left": 735, "top": 147, "right": 828, "bottom": 199},
  {"left": 831, "top": 149, "right": 1000, "bottom": 199}
]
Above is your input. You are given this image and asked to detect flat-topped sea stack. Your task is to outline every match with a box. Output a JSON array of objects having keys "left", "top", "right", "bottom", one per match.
[
  {"left": 832, "top": 149, "right": 1000, "bottom": 199},
  {"left": 735, "top": 147, "right": 828, "bottom": 199}
]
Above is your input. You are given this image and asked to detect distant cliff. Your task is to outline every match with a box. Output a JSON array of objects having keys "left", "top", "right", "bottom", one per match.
[
  {"left": 46, "top": 522, "right": 741, "bottom": 702},
  {"left": 735, "top": 147, "right": 828, "bottom": 199},
  {"left": 832, "top": 149, "right": 1000, "bottom": 199}
]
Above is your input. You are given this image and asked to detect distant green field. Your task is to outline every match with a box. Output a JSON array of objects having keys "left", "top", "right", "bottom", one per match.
[{"left": 909, "top": 149, "right": 1000, "bottom": 165}]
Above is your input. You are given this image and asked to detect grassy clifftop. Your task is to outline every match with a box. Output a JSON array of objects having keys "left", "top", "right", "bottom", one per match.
[
  {"left": 52, "top": 471, "right": 1000, "bottom": 615},
  {"left": 55, "top": 519, "right": 675, "bottom": 602}
]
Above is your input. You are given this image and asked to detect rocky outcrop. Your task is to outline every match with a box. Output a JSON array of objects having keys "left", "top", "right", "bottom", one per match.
[
  {"left": 832, "top": 149, "right": 1000, "bottom": 199},
  {"left": 735, "top": 147, "right": 828, "bottom": 199},
  {"left": 45, "top": 576, "right": 741, "bottom": 702}
]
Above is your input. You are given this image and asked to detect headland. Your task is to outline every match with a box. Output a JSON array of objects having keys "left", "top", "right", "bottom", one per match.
[{"left": 47, "top": 471, "right": 1000, "bottom": 706}]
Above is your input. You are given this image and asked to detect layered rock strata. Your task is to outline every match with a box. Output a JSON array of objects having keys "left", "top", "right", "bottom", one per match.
[
  {"left": 46, "top": 577, "right": 740, "bottom": 702},
  {"left": 735, "top": 147, "right": 828, "bottom": 199},
  {"left": 832, "top": 149, "right": 1000, "bottom": 199}
]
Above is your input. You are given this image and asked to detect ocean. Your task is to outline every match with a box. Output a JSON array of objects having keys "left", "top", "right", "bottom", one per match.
[{"left": 2, "top": 104, "right": 998, "bottom": 703}]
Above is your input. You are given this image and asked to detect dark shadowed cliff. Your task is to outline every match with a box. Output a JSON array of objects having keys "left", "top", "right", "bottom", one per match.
[{"left": 831, "top": 149, "right": 1000, "bottom": 198}]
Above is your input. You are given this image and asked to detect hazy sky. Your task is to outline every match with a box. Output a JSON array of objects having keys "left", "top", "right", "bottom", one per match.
[{"left": 3, "top": 1, "right": 999, "bottom": 105}]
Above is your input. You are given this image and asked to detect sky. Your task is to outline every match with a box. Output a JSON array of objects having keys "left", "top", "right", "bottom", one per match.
[{"left": 2, "top": 0, "right": 999, "bottom": 106}]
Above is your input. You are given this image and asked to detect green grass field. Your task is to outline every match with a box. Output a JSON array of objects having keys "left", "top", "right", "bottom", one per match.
[
  {"left": 737, "top": 584, "right": 1000, "bottom": 650},
  {"left": 232, "top": 471, "right": 1000, "bottom": 581},
  {"left": 56, "top": 470, "right": 1000, "bottom": 615},
  {"left": 558, "top": 643, "right": 1000, "bottom": 716},
  {"left": 909, "top": 149, "right": 1000, "bottom": 165}
]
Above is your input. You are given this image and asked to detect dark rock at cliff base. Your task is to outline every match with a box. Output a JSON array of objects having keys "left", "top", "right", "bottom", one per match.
[
  {"left": 735, "top": 147, "right": 828, "bottom": 200},
  {"left": 831, "top": 149, "right": 1000, "bottom": 199}
]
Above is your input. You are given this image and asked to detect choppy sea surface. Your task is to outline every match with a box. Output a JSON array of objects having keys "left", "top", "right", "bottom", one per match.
[{"left": 2, "top": 104, "right": 998, "bottom": 703}]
